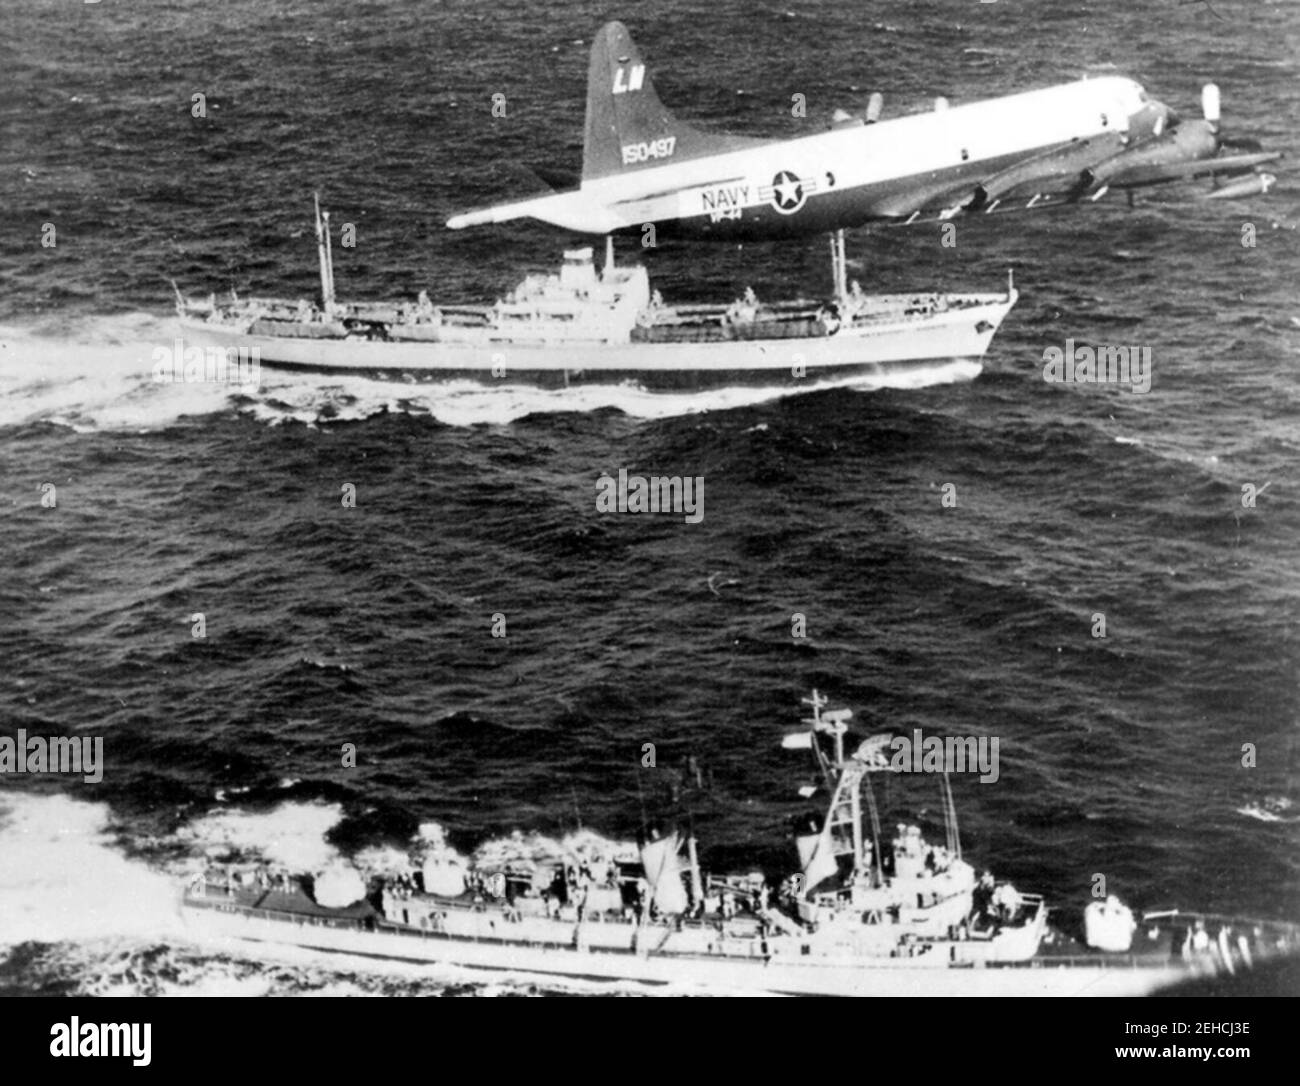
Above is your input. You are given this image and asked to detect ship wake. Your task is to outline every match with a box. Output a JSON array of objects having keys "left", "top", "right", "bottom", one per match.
[{"left": 0, "top": 793, "right": 181, "bottom": 949}]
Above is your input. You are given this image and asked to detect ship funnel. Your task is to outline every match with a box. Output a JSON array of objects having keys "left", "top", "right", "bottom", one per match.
[{"left": 639, "top": 829, "right": 689, "bottom": 915}]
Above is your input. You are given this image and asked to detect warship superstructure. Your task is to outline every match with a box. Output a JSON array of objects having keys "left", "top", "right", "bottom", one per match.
[{"left": 180, "top": 692, "right": 1299, "bottom": 996}]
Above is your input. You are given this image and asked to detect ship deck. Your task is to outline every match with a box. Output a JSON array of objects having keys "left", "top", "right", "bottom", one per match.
[{"left": 182, "top": 879, "right": 1297, "bottom": 977}]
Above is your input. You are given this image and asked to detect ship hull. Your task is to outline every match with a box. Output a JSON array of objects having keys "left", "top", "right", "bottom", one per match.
[
  {"left": 178, "top": 295, "right": 1014, "bottom": 391},
  {"left": 181, "top": 899, "right": 1197, "bottom": 997}
]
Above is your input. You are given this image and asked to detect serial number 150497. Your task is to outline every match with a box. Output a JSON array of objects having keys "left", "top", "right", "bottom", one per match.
[{"left": 622, "top": 137, "right": 676, "bottom": 166}]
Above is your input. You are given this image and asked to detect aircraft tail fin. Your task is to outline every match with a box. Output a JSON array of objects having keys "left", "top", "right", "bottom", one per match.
[{"left": 582, "top": 22, "right": 761, "bottom": 183}]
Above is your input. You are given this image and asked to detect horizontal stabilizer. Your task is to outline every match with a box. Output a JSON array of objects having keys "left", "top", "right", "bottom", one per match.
[{"left": 448, "top": 191, "right": 625, "bottom": 233}]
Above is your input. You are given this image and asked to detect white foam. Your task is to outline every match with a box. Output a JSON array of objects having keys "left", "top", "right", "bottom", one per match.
[
  {"left": 0, "top": 793, "right": 181, "bottom": 946},
  {"left": 176, "top": 801, "right": 345, "bottom": 870},
  {"left": 0, "top": 318, "right": 236, "bottom": 432},
  {"left": 471, "top": 827, "right": 638, "bottom": 869},
  {"left": 169, "top": 974, "right": 276, "bottom": 998},
  {"left": 352, "top": 843, "right": 423, "bottom": 876}
]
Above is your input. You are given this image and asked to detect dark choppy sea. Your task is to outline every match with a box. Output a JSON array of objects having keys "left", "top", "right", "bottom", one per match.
[{"left": 1, "top": 0, "right": 1298, "bottom": 996}]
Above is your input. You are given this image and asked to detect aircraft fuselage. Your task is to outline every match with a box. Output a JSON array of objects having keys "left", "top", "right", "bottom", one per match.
[{"left": 589, "top": 78, "right": 1150, "bottom": 239}]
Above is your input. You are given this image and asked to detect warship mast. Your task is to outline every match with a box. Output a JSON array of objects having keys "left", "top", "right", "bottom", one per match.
[{"left": 314, "top": 192, "right": 336, "bottom": 315}]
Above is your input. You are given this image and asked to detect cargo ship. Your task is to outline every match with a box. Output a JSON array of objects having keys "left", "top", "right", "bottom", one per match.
[
  {"left": 179, "top": 692, "right": 1299, "bottom": 996},
  {"left": 172, "top": 201, "right": 1015, "bottom": 392}
]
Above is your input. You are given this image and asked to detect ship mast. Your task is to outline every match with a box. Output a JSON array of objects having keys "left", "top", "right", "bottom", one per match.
[
  {"left": 941, "top": 770, "right": 962, "bottom": 862},
  {"left": 685, "top": 819, "right": 705, "bottom": 906},
  {"left": 314, "top": 192, "right": 336, "bottom": 314},
  {"left": 679, "top": 761, "right": 705, "bottom": 907},
  {"left": 789, "top": 691, "right": 890, "bottom": 892},
  {"left": 801, "top": 693, "right": 866, "bottom": 880},
  {"left": 828, "top": 229, "right": 849, "bottom": 304},
  {"left": 862, "top": 768, "right": 884, "bottom": 883}
]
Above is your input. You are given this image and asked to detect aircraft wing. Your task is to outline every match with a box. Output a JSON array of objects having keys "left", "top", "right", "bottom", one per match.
[
  {"left": 1099, "top": 149, "right": 1282, "bottom": 188},
  {"left": 869, "top": 180, "right": 991, "bottom": 220},
  {"left": 874, "top": 150, "right": 1283, "bottom": 227},
  {"left": 872, "top": 91, "right": 1284, "bottom": 227}
]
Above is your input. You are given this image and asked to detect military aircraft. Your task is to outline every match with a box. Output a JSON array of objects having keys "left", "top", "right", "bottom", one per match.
[{"left": 447, "top": 21, "right": 1281, "bottom": 243}]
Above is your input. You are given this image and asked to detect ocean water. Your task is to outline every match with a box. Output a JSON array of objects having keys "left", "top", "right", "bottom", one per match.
[{"left": 1, "top": 0, "right": 1298, "bottom": 996}]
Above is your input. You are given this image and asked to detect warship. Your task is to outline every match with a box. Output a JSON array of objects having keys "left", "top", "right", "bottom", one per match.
[
  {"left": 172, "top": 200, "right": 1015, "bottom": 392},
  {"left": 179, "top": 692, "right": 1299, "bottom": 996}
]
